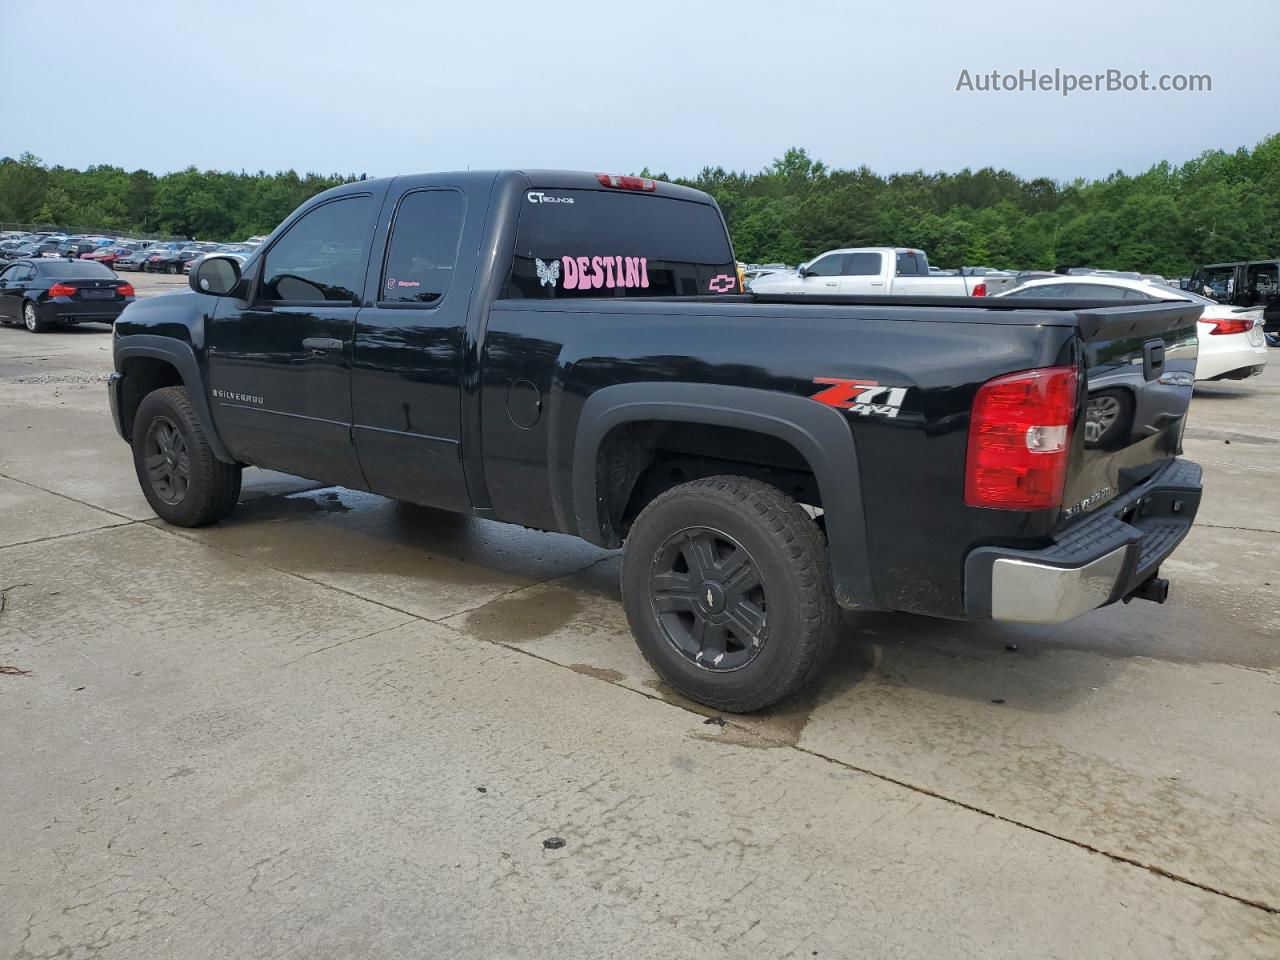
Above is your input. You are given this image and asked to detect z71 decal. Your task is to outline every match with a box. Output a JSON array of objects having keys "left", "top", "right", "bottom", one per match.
[{"left": 811, "top": 378, "right": 908, "bottom": 418}]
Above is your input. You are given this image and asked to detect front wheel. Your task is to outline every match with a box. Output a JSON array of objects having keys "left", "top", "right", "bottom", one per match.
[
  {"left": 621, "top": 476, "right": 839, "bottom": 712},
  {"left": 132, "top": 386, "right": 242, "bottom": 526},
  {"left": 167, "top": 263, "right": 178, "bottom": 275}
]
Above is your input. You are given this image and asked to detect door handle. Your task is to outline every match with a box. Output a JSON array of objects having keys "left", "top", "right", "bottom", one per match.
[
  {"left": 302, "top": 337, "right": 345, "bottom": 353},
  {"left": 870, "top": 281, "right": 885, "bottom": 286},
  {"left": 824, "top": 281, "right": 837, "bottom": 286},
  {"left": 1142, "top": 339, "right": 1166, "bottom": 381}
]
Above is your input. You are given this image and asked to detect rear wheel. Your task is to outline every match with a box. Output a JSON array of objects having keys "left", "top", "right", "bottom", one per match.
[
  {"left": 621, "top": 476, "right": 839, "bottom": 713},
  {"left": 132, "top": 386, "right": 241, "bottom": 527},
  {"left": 1084, "top": 389, "right": 1133, "bottom": 448},
  {"left": 23, "top": 301, "right": 51, "bottom": 333}
]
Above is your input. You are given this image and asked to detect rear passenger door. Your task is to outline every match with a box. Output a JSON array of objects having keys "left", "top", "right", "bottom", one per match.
[
  {"left": 350, "top": 186, "right": 474, "bottom": 510},
  {"left": 840, "top": 251, "right": 887, "bottom": 294}
]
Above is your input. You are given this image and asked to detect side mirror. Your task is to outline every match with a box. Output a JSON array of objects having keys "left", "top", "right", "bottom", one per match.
[
  {"left": 797, "top": 265, "right": 810, "bottom": 279},
  {"left": 191, "top": 256, "right": 242, "bottom": 297}
]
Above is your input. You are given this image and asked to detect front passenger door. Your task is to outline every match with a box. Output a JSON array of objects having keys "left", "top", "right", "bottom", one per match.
[
  {"left": 798, "top": 253, "right": 847, "bottom": 292},
  {"left": 0, "top": 264, "right": 33, "bottom": 320},
  {"left": 205, "top": 193, "right": 379, "bottom": 487},
  {"left": 0, "top": 264, "right": 23, "bottom": 319}
]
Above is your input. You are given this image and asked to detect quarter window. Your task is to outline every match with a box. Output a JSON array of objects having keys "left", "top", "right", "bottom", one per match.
[
  {"left": 380, "top": 190, "right": 466, "bottom": 305},
  {"left": 260, "top": 195, "right": 374, "bottom": 303},
  {"left": 894, "top": 252, "right": 926, "bottom": 276},
  {"left": 1069, "top": 284, "right": 1149, "bottom": 300}
]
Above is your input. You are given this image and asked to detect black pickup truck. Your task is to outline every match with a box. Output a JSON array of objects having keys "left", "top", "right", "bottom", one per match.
[{"left": 108, "top": 170, "right": 1204, "bottom": 712}]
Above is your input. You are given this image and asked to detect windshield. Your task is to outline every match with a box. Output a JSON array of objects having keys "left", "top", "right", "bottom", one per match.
[{"left": 506, "top": 189, "right": 736, "bottom": 299}]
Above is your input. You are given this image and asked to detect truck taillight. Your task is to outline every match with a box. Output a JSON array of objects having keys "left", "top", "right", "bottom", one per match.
[
  {"left": 1199, "top": 316, "right": 1253, "bottom": 335},
  {"left": 971, "top": 282, "right": 987, "bottom": 297},
  {"left": 965, "top": 366, "right": 1077, "bottom": 510},
  {"left": 596, "top": 173, "right": 657, "bottom": 192},
  {"left": 48, "top": 282, "right": 77, "bottom": 297}
]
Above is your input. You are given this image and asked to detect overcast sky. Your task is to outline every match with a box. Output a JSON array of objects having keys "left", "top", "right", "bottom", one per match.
[{"left": 4, "top": 0, "right": 1275, "bottom": 183}]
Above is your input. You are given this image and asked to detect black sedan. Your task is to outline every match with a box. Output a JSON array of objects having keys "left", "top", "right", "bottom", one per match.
[
  {"left": 4, "top": 240, "right": 60, "bottom": 260},
  {"left": 144, "top": 248, "right": 203, "bottom": 274},
  {"left": 0, "top": 259, "right": 135, "bottom": 332}
]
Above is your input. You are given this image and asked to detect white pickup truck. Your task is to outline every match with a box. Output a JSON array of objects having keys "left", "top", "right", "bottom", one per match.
[{"left": 749, "top": 247, "right": 1006, "bottom": 297}]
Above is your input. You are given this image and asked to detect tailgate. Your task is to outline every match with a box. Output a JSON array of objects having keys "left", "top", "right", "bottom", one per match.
[{"left": 1062, "top": 301, "right": 1202, "bottom": 522}]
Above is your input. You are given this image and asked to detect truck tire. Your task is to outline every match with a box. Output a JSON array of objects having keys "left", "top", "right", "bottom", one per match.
[
  {"left": 621, "top": 476, "right": 839, "bottom": 712},
  {"left": 132, "top": 386, "right": 241, "bottom": 527}
]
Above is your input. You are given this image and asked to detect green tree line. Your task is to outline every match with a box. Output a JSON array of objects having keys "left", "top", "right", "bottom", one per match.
[
  {"left": 0, "top": 153, "right": 360, "bottom": 241},
  {"left": 4, "top": 135, "right": 1279, "bottom": 276}
]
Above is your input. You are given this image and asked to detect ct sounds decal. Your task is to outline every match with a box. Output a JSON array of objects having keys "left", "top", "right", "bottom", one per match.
[{"left": 811, "top": 378, "right": 908, "bottom": 419}]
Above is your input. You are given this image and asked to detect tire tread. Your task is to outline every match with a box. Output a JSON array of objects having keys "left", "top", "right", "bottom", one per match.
[{"left": 134, "top": 386, "right": 240, "bottom": 527}]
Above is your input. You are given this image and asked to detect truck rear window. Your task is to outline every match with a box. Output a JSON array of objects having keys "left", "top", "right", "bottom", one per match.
[{"left": 505, "top": 189, "right": 737, "bottom": 299}]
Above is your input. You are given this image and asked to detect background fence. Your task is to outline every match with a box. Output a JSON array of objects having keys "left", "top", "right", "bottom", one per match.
[{"left": 0, "top": 222, "right": 189, "bottom": 242}]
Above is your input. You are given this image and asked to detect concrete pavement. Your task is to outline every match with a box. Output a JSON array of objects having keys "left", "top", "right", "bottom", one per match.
[{"left": 1, "top": 311, "right": 1278, "bottom": 958}]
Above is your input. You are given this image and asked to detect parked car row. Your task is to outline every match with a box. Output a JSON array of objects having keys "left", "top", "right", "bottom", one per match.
[
  {"left": 0, "top": 230, "right": 261, "bottom": 276},
  {"left": 0, "top": 227, "right": 259, "bottom": 331}
]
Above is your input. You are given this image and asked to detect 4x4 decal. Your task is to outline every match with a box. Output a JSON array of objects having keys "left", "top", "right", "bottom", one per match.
[{"left": 811, "top": 378, "right": 908, "bottom": 418}]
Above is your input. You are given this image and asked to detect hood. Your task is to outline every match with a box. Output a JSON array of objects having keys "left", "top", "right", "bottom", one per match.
[{"left": 747, "top": 270, "right": 800, "bottom": 292}]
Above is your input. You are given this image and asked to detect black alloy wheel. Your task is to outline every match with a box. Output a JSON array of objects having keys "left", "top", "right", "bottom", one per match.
[
  {"left": 649, "top": 526, "right": 768, "bottom": 672},
  {"left": 143, "top": 415, "right": 190, "bottom": 505},
  {"left": 621, "top": 476, "right": 839, "bottom": 712}
]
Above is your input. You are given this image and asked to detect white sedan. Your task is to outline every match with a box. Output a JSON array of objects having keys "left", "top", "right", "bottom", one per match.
[{"left": 1001, "top": 275, "right": 1268, "bottom": 382}]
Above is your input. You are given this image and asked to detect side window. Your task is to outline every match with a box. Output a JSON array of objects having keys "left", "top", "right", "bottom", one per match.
[
  {"left": 1068, "top": 284, "right": 1141, "bottom": 300},
  {"left": 1246, "top": 263, "right": 1279, "bottom": 306},
  {"left": 0, "top": 265, "right": 20, "bottom": 282},
  {"left": 806, "top": 254, "right": 846, "bottom": 277},
  {"left": 847, "top": 252, "right": 884, "bottom": 276},
  {"left": 379, "top": 190, "right": 466, "bottom": 305},
  {"left": 1195, "top": 267, "right": 1234, "bottom": 302},
  {"left": 1013, "top": 283, "right": 1070, "bottom": 298},
  {"left": 260, "top": 195, "right": 374, "bottom": 303}
]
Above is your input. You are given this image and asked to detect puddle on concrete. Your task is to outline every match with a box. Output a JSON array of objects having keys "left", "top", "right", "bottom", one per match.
[
  {"left": 639, "top": 629, "right": 880, "bottom": 749},
  {"left": 277, "top": 488, "right": 353, "bottom": 513},
  {"left": 462, "top": 586, "right": 587, "bottom": 644},
  {"left": 569, "top": 663, "right": 625, "bottom": 683}
]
